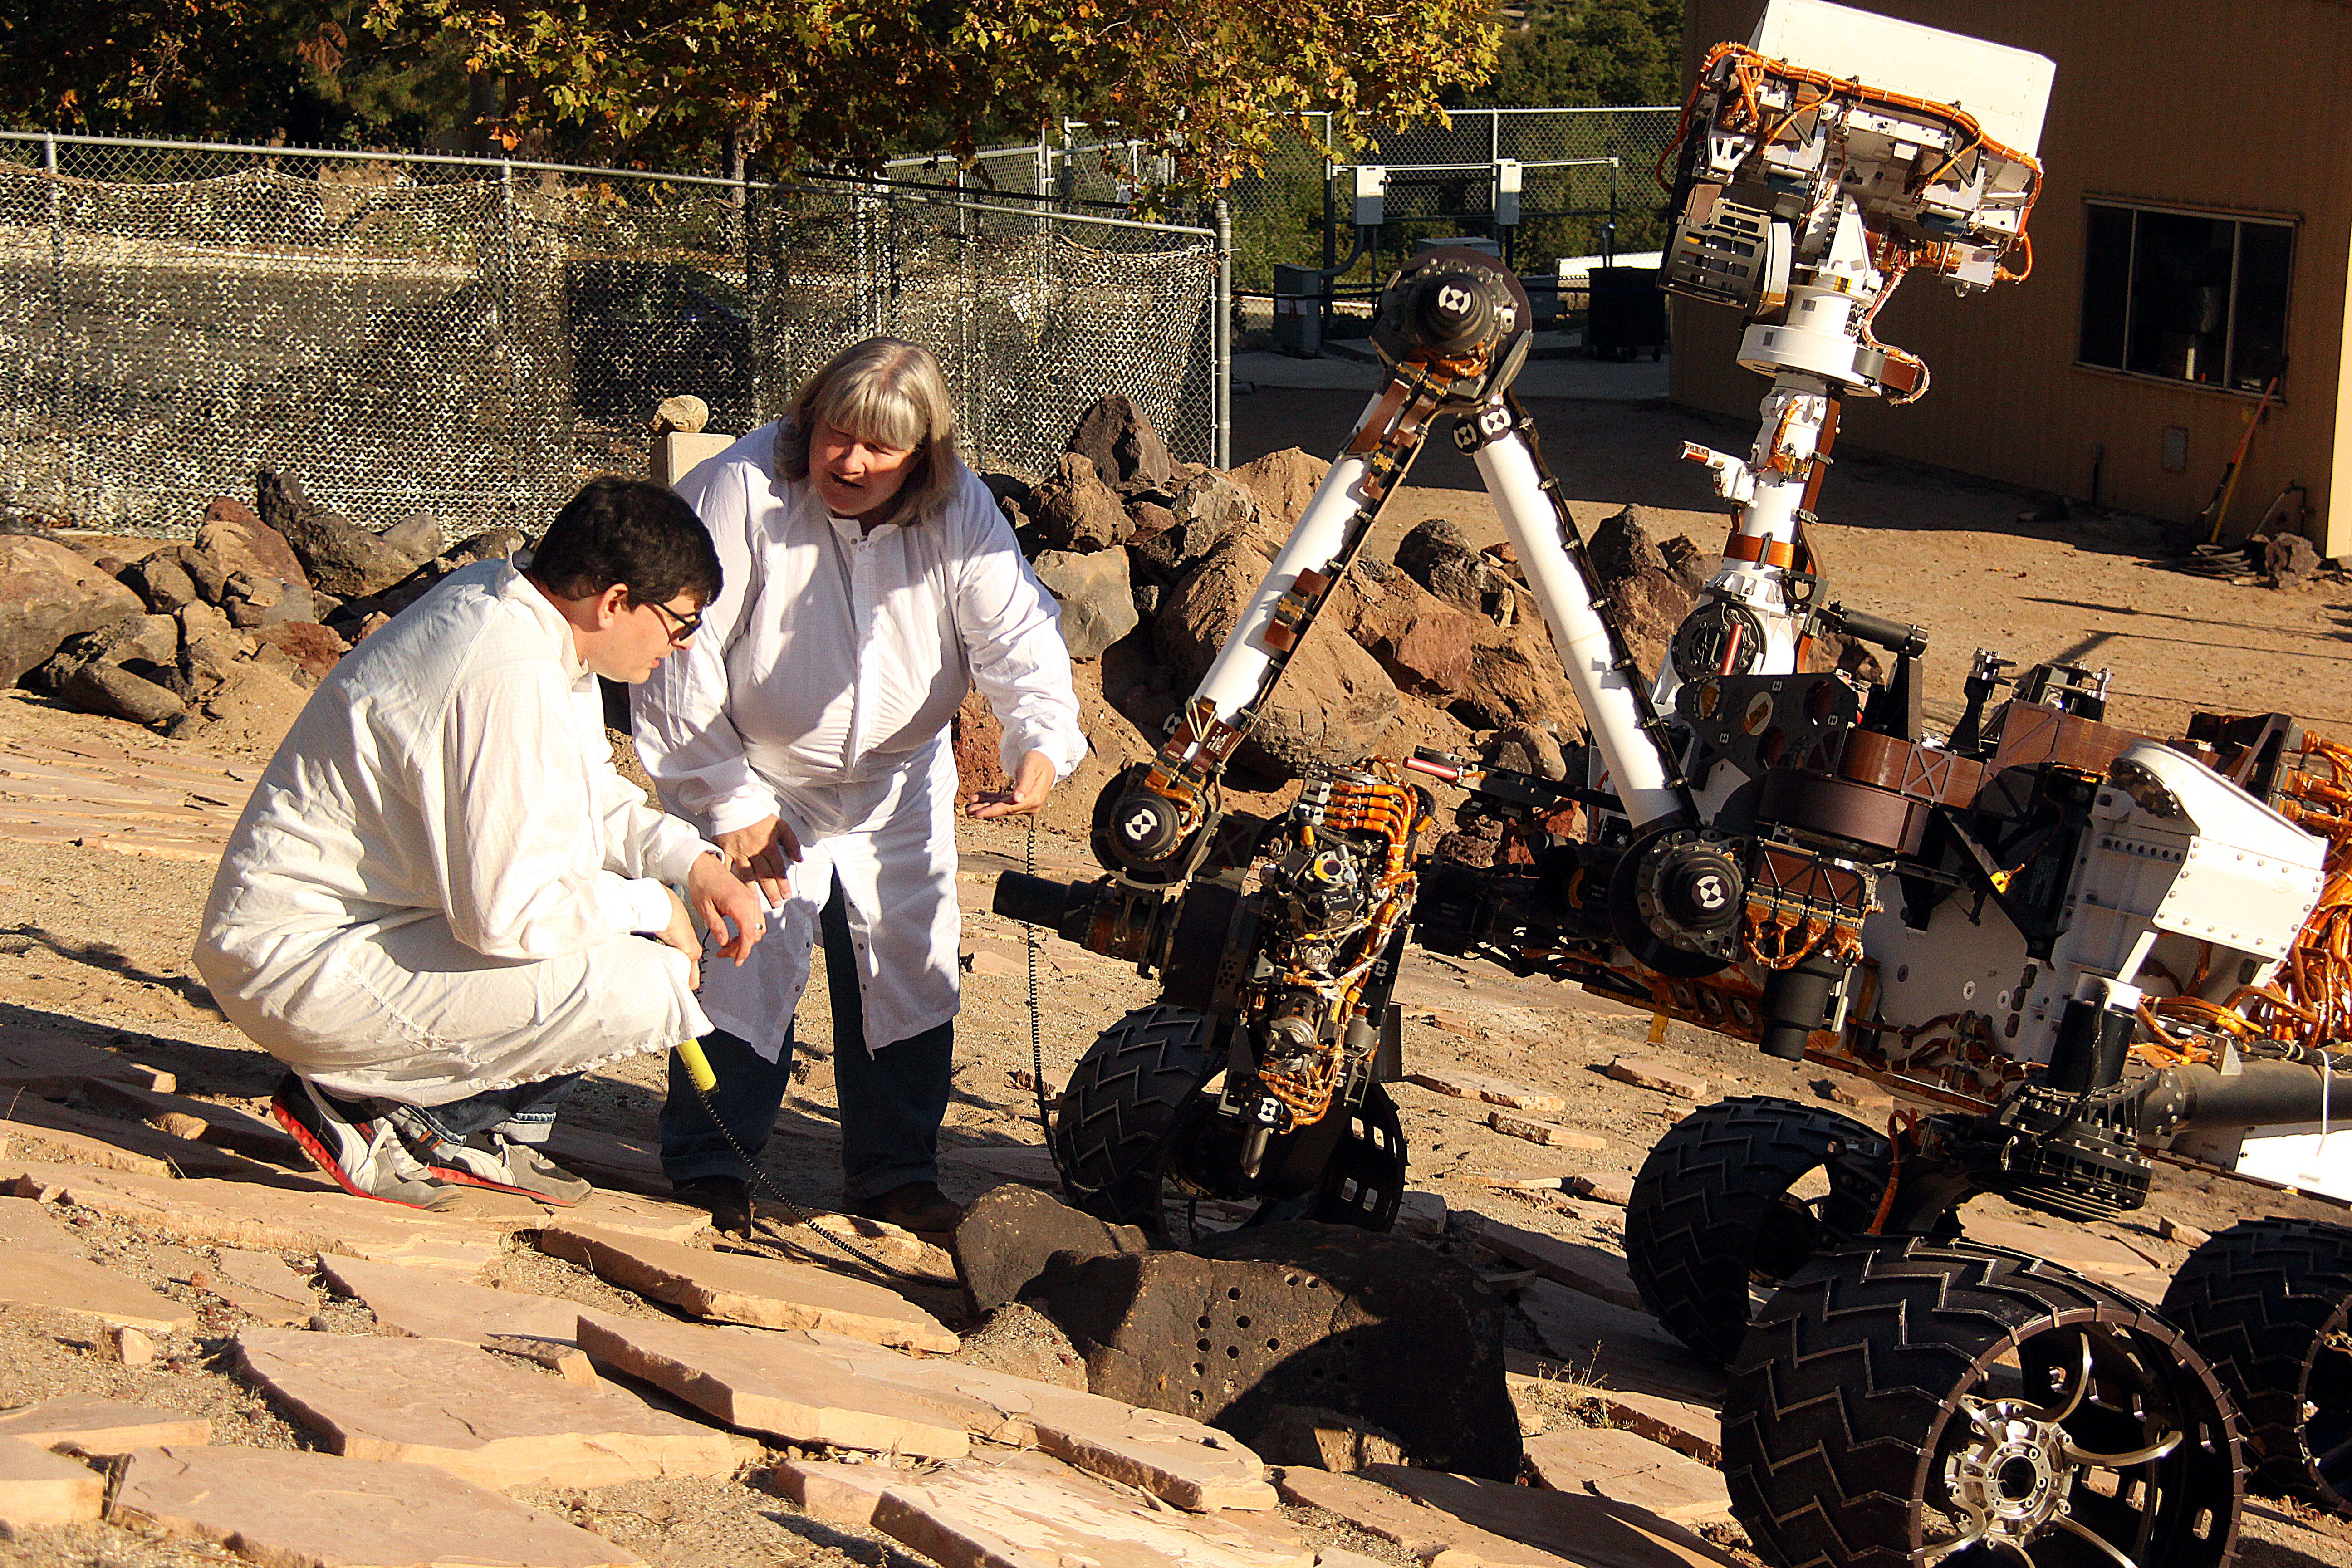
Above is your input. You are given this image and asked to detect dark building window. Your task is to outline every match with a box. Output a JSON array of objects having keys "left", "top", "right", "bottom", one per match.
[{"left": 2078, "top": 202, "right": 2292, "bottom": 394}]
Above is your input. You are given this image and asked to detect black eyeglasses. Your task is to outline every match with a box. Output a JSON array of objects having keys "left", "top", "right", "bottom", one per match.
[{"left": 644, "top": 599, "right": 704, "bottom": 644}]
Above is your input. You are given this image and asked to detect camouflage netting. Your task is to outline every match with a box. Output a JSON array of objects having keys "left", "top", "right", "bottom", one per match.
[{"left": 0, "top": 142, "right": 1217, "bottom": 536}]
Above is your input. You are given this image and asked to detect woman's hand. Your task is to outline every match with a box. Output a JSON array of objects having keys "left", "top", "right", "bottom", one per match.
[
  {"left": 655, "top": 887, "right": 704, "bottom": 992},
  {"left": 714, "top": 815, "right": 800, "bottom": 905},
  {"left": 967, "top": 750, "right": 1057, "bottom": 820}
]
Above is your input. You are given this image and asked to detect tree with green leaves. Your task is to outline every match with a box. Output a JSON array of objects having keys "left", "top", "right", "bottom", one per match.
[
  {"left": 368, "top": 0, "right": 1499, "bottom": 190},
  {"left": 1459, "top": 0, "right": 1682, "bottom": 109},
  {"left": 0, "top": 1, "right": 488, "bottom": 149},
  {"left": 0, "top": 0, "right": 1502, "bottom": 190}
]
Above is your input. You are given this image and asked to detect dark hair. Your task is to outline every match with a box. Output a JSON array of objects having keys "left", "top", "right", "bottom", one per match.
[{"left": 529, "top": 477, "right": 721, "bottom": 607}]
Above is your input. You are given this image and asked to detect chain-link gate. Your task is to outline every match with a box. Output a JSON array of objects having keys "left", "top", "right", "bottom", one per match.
[{"left": 0, "top": 134, "right": 1221, "bottom": 537}]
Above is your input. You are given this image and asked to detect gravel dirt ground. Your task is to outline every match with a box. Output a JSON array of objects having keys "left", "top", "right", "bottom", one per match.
[{"left": 5, "top": 383, "right": 2352, "bottom": 1567}]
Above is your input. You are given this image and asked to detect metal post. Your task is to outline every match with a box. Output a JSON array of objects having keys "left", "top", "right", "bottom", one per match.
[
  {"left": 1214, "top": 197, "right": 1232, "bottom": 471},
  {"left": 43, "top": 135, "right": 66, "bottom": 509},
  {"left": 499, "top": 158, "right": 524, "bottom": 522}
]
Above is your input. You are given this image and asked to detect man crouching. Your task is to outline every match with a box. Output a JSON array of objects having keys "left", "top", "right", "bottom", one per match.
[{"left": 195, "top": 477, "right": 764, "bottom": 1208}]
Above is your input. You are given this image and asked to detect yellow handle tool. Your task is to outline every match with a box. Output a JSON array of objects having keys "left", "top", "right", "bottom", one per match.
[{"left": 675, "top": 1038, "right": 718, "bottom": 1093}]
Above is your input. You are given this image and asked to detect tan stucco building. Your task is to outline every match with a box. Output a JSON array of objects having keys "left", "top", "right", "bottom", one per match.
[{"left": 1676, "top": 0, "right": 2352, "bottom": 557}]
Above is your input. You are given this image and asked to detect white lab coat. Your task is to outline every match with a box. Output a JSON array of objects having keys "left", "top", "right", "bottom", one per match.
[
  {"left": 194, "top": 559, "right": 716, "bottom": 1105},
  {"left": 633, "top": 422, "right": 1087, "bottom": 1058}
]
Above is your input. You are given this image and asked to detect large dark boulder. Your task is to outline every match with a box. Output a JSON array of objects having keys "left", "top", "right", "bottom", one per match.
[
  {"left": 255, "top": 469, "right": 422, "bottom": 598},
  {"left": 1027, "top": 453, "right": 1131, "bottom": 554},
  {"left": 1067, "top": 394, "right": 1174, "bottom": 495},
  {"left": 1023, "top": 1219, "right": 1521, "bottom": 1480},
  {"left": 951, "top": 1185, "right": 1149, "bottom": 1319}
]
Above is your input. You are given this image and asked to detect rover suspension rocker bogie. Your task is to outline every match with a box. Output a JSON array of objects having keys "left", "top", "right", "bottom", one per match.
[{"left": 995, "top": 1, "right": 2352, "bottom": 1558}]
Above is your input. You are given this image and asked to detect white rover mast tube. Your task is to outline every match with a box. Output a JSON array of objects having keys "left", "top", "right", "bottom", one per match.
[
  {"left": 1475, "top": 428, "right": 1688, "bottom": 832},
  {"left": 1191, "top": 394, "right": 1384, "bottom": 726}
]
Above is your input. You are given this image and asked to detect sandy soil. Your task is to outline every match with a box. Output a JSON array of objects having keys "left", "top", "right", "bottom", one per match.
[{"left": 4, "top": 384, "right": 2352, "bottom": 1567}]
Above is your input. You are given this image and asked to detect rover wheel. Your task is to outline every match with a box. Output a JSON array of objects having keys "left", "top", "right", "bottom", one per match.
[
  {"left": 1050, "top": 1005, "right": 1224, "bottom": 1232},
  {"left": 1624, "top": 1095, "right": 1888, "bottom": 1364},
  {"left": 2162, "top": 1217, "right": 2352, "bottom": 1514},
  {"left": 1725, "top": 1237, "right": 2242, "bottom": 1568}
]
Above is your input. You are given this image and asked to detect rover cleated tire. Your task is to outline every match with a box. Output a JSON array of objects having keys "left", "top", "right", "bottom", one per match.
[
  {"left": 1624, "top": 1095, "right": 1887, "bottom": 1365},
  {"left": 1726, "top": 1236, "right": 2243, "bottom": 1568},
  {"left": 2163, "top": 1217, "right": 2352, "bottom": 1514},
  {"left": 1050, "top": 1005, "right": 1221, "bottom": 1232}
]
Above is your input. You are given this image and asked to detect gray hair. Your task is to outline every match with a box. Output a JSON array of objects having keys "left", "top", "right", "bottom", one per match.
[{"left": 775, "top": 338, "right": 963, "bottom": 525}]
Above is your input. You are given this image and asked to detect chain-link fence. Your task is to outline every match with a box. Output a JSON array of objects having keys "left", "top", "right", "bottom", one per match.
[
  {"left": 889, "top": 105, "right": 1682, "bottom": 297},
  {"left": 1, "top": 134, "right": 1222, "bottom": 536},
  {"left": 1221, "top": 108, "right": 1681, "bottom": 296}
]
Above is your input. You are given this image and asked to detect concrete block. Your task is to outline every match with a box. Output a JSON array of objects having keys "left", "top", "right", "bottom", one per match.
[
  {"left": 3, "top": 1160, "right": 499, "bottom": 1272},
  {"left": 209, "top": 1248, "right": 316, "bottom": 1323},
  {"left": 114, "top": 1445, "right": 643, "bottom": 1567},
  {"left": 0, "top": 1193, "right": 79, "bottom": 1254},
  {"left": 773, "top": 1457, "right": 902, "bottom": 1528},
  {"left": 0, "top": 1393, "right": 211, "bottom": 1455},
  {"left": 538, "top": 1223, "right": 957, "bottom": 1351},
  {"left": 653, "top": 432, "right": 736, "bottom": 488},
  {"left": 1395, "top": 1191, "right": 1447, "bottom": 1237},
  {"left": 0, "top": 1029, "right": 173, "bottom": 1096},
  {"left": 235, "top": 1326, "right": 757, "bottom": 1490},
  {"left": 1522, "top": 1426, "right": 1731, "bottom": 1524}
]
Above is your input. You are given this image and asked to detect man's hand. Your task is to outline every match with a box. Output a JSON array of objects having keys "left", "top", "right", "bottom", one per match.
[
  {"left": 686, "top": 850, "right": 766, "bottom": 965},
  {"left": 656, "top": 887, "right": 704, "bottom": 992},
  {"left": 714, "top": 815, "right": 800, "bottom": 904},
  {"left": 967, "top": 749, "right": 1058, "bottom": 820}
]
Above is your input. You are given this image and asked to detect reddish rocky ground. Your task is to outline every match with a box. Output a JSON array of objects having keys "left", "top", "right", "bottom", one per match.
[{"left": 2, "top": 383, "right": 2350, "bottom": 1568}]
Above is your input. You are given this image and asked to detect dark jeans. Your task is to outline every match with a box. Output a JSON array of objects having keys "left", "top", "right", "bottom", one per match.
[
  {"left": 402, "top": 1073, "right": 581, "bottom": 1146},
  {"left": 659, "top": 876, "right": 953, "bottom": 1200}
]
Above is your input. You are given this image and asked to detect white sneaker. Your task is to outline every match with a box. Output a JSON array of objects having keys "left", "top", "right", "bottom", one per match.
[
  {"left": 269, "top": 1074, "right": 459, "bottom": 1210},
  {"left": 389, "top": 1114, "right": 593, "bottom": 1206}
]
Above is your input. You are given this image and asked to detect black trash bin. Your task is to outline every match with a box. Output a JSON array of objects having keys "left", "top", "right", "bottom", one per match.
[{"left": 1587, "top": 266, "right": 1666, "bottom": 361}]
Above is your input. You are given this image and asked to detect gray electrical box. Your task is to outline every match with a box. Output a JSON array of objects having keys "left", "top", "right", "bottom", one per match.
[
  {"left": 1494, "top": 159, "right": 1522, "bottom": 229},
  {"left": 1351, "top": 166, "right": 1387, "bottom": 229}
]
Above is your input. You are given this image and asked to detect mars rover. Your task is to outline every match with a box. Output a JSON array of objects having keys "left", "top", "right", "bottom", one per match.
[{"left": 995, "top": 3, "right": 2352, "bottom": 1561}]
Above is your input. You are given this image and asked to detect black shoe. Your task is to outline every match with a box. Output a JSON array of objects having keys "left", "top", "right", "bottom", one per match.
[
  {"left": 843, "top": 1181, "right": 964, "bottom": 1234},
  {"left": 671, "top": 1175, "right": 753, "bottom": 1235}
]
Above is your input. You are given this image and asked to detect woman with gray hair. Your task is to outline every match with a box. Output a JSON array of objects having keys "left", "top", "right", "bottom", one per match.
[{"left": 633, "top": 336, "right": 1086, "bottom": 1234}]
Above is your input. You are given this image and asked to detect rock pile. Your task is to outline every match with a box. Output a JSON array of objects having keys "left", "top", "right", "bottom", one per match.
[
  {"left": 2, "top": 479, "right": 523, "bottom": 739},
  {"left": 984, "top": 397, "right": 1711, "bottom": 794}
]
